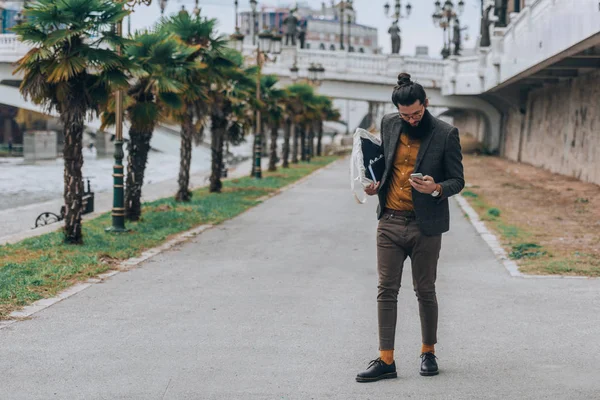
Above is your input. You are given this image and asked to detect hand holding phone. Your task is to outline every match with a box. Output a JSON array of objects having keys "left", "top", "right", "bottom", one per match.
[{"left": 410, "top": 173, "right": 424, "bottom": 180}]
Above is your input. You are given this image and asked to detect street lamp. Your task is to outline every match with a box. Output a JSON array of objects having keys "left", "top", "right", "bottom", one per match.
[
  {"left": 289, "top": 64, "right": 299, "bottom": 82},
  {"left": 159, "top": 0, "right": 167, "bottom": 15},
  {"left": 432, "top": 0, "right": 464, "bottom": 59},
  {"left": 230, "top": 1, "right": 245, "bottom": 52},
  {"left": 383, "top": 0, "right": 412, "bottom": 54},
  {"left": 250, "top": 7, "right": 281, "bottom": 179},
  {"left": 106, "top": 0, "right": 152, "bottom": 234},
  {"left": 307, "top": 63, "right": 325, "bottom": 86},
  {"left": 231, "top": 29, "right": 245, "bottom": 52}
]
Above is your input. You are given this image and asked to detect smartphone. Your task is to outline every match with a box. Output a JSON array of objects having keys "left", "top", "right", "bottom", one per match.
[{"left": 410, "top": 173, "right": 424, "bottom": 180}]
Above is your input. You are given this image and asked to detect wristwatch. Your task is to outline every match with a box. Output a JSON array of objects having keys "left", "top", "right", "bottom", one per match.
[{"left": 431, "top": 185, "right": 441, "bottom": 198}]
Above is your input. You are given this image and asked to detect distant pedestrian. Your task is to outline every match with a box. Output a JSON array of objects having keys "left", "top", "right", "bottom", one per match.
[{"left": 356, "top": 73, "right": 465, "bottom": 382}]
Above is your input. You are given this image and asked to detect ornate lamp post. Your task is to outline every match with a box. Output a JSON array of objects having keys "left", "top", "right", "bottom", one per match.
[
  {"left": 307, "top": 63, "right": 325, "bottom": 86},
  {"left": 383, "top": 0, "right": 412, "bottom": 54},
  {"left": 432, "top": 0, "right": 465, "bottom": 59},
  {"left": 289, "top": 64, "right": 299, "bottom": 82},
  {"left": 106, "top": 0, "right": 152, "bottom": 233},
  {"left": 231, "top": 1, "right": 245, "bottom": 52},
  {"left": 232, "top": 1, "right": 281, "bottom": 179}
]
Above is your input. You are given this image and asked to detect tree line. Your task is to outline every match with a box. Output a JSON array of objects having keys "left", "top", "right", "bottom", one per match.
[{"left": 14, "top": 0, "right": 340, "bottom": 244}]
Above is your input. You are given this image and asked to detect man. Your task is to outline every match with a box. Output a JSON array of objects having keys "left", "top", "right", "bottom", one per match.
[{"left": 356, "top": 73, "right": 464, "bottom": 382}]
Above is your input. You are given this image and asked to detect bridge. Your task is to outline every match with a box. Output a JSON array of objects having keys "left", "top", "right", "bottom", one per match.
[
  {"left": 1, "top": 0, "right": 599, "bottom": 165},
  {"left": 260, "top": 47, "right": 503, "bottom": 151}
]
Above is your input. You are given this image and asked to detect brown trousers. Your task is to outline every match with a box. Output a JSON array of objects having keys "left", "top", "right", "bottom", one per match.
[{"left": 377, "top": 209, "right": 442, "bottom": 350}]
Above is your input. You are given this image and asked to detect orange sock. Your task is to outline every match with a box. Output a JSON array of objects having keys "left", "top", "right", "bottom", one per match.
[
  {"left": 380, "top": 350, "right": 394, "bottom": 365},
  {"left": 421, "top": 344, "right": 435, "bottom": 354}
]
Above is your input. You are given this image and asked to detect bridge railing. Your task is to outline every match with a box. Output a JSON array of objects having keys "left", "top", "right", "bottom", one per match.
[
  {"left": 257, "top": 47, "right": 445, "bottom": 88},
  {"left": 443, "top": 0, "right": 600, "bottom": 95},
  {"left": 0, "top": 34, "right": 30, "bottom": 63}
]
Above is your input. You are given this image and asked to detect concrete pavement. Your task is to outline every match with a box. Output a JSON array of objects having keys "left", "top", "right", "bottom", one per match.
[{"left": 0, "top": 159, "right": 599, "bottom": 399}]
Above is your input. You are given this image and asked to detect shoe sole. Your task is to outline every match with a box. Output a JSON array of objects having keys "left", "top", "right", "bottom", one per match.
[
  {"left": 355, "top": 372, "right": 398, "bottom": 382},
  {"left": 420, "top": 370, "right": 439, "bottom": 376}
]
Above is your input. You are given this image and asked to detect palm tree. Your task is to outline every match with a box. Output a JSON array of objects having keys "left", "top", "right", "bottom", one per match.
[
  {"left": 14, "top": 0, "right": 129, "bottom": 244},
  {"left": 159, "top": 11, "right": 221, "bottom": 202},
  {"left": 286, "top": 83, "right": 315, "bottom": 164},
  {"left": 260, "top": 75, "right": 287, "bottom": 172},
  {"left": 207, "top": 49, "right": 255, "bottom": 192},
  {"left": 318, "top": 98, "right": 341, "bottom": 156},
  {"left": 102, "top": 31, "right": 198, "bottom": 221},
  {"left": 309, "top": 96, "right": 340, "bottom": 158}
]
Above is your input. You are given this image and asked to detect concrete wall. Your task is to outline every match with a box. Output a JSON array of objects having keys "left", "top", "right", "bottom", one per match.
[
  {"left": 502, "top": 70, "right": 600, "bottom": 185},
  {"left": 453, "top": 110, "right": 486, "bottom": 144},
  {"left": 501, "top": 107, "right": 523, "bottom": 161}
]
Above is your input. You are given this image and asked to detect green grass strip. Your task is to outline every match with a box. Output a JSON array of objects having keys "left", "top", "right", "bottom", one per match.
[{"left": 0, "top": 156, "right": 339, "bottom": 318}]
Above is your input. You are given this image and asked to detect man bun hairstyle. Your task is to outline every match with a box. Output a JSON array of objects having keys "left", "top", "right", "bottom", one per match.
[{"left": 392, "top": 73, "right": 427, "bottom": 107}]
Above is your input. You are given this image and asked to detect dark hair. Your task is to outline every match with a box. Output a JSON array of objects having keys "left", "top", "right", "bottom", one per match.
[{"left": 392, "top": 73, "right": 427, "bottom": 107}]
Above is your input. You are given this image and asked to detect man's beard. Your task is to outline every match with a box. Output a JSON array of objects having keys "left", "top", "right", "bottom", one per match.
[{"left": 401, "top": 110, "right": 431, "bottom": 140}]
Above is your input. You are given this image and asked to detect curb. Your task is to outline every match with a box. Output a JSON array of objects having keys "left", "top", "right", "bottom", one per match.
[
  {"left": 0, "top": 157, "right": 342, "bottom": 329},
  {"left": 0, "top": 224, "right": 214, "bottom": 330},
  {"left": 454, "top": 194, "right": 597, "bottom": 280}
]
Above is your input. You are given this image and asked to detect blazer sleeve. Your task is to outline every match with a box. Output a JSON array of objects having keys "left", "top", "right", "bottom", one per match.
[{"left": 438, "top": 128, "right": 465, "bottom": 201}]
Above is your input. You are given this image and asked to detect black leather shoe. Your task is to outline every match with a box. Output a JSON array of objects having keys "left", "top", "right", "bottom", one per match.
[
  {"left": 356, "top": 357, "right": 397, "bottom": 382},
  {"left": 420, "top": 352, "right": 439, "bottom": 376}
]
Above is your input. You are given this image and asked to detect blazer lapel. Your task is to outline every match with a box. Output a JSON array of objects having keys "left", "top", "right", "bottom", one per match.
[
  {"left": 381, "top": 118, "right": 402, "bottom": 187},
  {"left": 385, "top": 119, "right": 402, "bottom": 171}
]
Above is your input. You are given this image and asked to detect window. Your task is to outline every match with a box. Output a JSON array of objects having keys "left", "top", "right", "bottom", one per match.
[
  {"left": 320, "top": 43, "right": 326, "bottom": 50},
  {"left": 329, "top": 44, "right": 335, "bottom": 51},
  {"left": 359, "top": 48, "right": 365, "bottom": 53}
]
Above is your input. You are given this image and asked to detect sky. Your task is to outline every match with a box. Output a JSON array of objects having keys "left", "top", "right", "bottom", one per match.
[{"left": 130, "top": 0, "right": 482, "bottom": 58}]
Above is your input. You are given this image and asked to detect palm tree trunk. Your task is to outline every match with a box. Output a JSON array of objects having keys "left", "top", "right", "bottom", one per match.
[
  {"left": 210, "top": 113, "right": 226, "bottom": 193},
  {"left": 62, "top": 114, "right": 85, "bottom": 244},
  {"left": 125, "top": 127, "right": 152, "bottom": 221},
  {"left": 175, "top": 107, "right": 194, "bottom": 202},
  {"left": 291, "top": 122, "right": 299, "bottom": 164},
  {"left": 282, "top": 119, "right": 291, "bottom": 168},
  {"left": 317, "top": 120, "right": 323, "bottom": 157},
  {"left": 300, "top": 125, "right": 306, "bottom": 161},
  {"left": 308, "top": 123, "right": 315, "bottom": 162},
  {"left": 268, "top": 122, "right": 278, "bottom": 172}
]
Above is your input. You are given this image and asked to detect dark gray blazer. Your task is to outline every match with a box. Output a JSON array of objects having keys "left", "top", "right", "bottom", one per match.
[{"left": 376, "top": 111, "right": 465, "bottom": 236}]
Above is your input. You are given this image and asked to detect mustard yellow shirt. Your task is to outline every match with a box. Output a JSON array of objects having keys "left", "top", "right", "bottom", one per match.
[{"left": 385, "top": 133, "right": 421, "bottom": 211}]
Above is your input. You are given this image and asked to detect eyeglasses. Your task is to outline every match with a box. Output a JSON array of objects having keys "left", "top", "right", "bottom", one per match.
[{"left": 399, "top": 106, "right": 424, "bottom": 121}]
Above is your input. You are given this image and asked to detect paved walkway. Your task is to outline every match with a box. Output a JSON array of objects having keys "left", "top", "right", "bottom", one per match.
[{"left": 0, "top": 160, "right": 599, "bottom": 399}]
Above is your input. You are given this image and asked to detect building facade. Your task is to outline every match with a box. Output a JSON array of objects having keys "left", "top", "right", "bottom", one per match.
[{"left": 239, "top": 1, "right": 379, "bottom": 54}]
